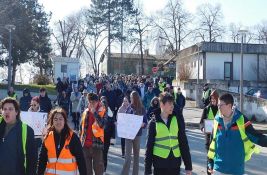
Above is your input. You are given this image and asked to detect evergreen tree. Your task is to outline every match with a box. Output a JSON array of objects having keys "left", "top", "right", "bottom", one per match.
[{"left": 0, "top": 0, "right": 51, "bottom": 83}]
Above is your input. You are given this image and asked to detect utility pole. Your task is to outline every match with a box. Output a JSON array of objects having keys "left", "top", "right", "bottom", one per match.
[
  {"left": 120, "top": 0, "right": 124, "bottom": 74},
  {"left": 5, "top": 24, "right": 16, "bottom": 90},
  {"left": 238, "top": 29, "right": 248, "bottom": 113}
]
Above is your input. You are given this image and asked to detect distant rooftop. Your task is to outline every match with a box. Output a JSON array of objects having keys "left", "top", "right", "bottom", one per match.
[
  {"left": 164, "top": 42, "right": 267, "bottom": 63},
  {"left": 200, "top": 42, "right": 267, "bottom": 54},
  {"left": 109, "top": 52, "right": 171, "bottom": 61},
  {"left": 53, "top": 57, "right": 80, "bottom": 63}
]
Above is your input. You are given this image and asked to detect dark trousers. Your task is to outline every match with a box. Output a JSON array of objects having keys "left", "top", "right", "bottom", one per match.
[
  {"left": 71, "top": 112, "right": 80, "bottom": 130},
  {"left": 154, "top": 167, "right": 180, "bottom": 175},
  {"left": 205, "top": 134, "right": 211, "bottom": 175},
  {"left": 121, "top": 138, "right": 125, "bottom": 156},
  {"left": 103, "top": 130, "right": 112, "bottom": 171}
]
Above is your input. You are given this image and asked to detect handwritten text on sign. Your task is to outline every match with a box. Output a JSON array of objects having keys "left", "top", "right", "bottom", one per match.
[
  {"left": 21, "top": 111, "right": 47, "bottom": 136},
  {"left": 117, "top": 113, "right": 143, "bottom": 140}
]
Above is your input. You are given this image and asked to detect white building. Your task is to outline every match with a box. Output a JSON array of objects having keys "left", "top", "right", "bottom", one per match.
[
  {"left": 53, "top": 57, "right": 80, "bottom": 82},
  {"left": 174, "top": 42, "right": 267, "bottom": 82}
]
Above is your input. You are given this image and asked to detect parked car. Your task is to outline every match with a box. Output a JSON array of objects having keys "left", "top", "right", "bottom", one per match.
[
  {"left": 246, "top": 88, "right": 267, "bottom": 99},
  {"left": 1, "top": 79, "right": 8, "bottom": 84}
]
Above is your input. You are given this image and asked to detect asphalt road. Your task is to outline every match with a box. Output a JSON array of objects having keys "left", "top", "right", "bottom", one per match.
[{"left": 103, "top": 128, "right": 267, "bottom": 175}]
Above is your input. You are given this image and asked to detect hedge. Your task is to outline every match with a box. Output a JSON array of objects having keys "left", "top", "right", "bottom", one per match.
[{"left": 0, "top": 84, "right": 56, "bottom": 95}]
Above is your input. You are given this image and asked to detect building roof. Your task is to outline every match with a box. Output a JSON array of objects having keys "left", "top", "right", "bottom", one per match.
[
  {"left": 164, "top": 42, "right": 267, "bottom": 63},
  {"left": 53, "top": 57, "right": 80, "bottom": 63},
  {"left": 201, "top": 42, "right": 267, "bottom": 54},
  {"left": 109, "top": 53, "right": 170, "bottom": 61}
]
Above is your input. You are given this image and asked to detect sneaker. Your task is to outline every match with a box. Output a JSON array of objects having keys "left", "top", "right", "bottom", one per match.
[{"left": 121, "top": 154, "right": 125, "bottom": 158}]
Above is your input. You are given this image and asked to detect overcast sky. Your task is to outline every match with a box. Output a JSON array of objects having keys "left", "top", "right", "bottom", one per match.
[{"left": 39, "top": 0, "right": 267, "bottom": 26}]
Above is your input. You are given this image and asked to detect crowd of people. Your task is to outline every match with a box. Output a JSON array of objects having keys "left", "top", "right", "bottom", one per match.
[{"left": 0, "top": 73, "right": 267, "bottom": 175}]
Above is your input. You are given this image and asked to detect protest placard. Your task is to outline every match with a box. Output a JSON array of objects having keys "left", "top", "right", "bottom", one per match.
[
  {"left": 204, "top": 119, "right": 214, "bottom": 134},
  {"left": 21, "top": 111, "right": 47, "bottom": 136},
  {"left": 117, "top": 113, "right": 143, "bottom": 140}
]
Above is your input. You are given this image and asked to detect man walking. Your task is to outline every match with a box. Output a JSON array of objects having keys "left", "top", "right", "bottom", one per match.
[
  {"left": 208, "top": 93, "right": 267, "bottom": 174},
  {"left": 79, "top": 93, "right": 106, "bottom": 175},
  {"left": 145, "top": 92, "right": 192, "bottom": 175}
]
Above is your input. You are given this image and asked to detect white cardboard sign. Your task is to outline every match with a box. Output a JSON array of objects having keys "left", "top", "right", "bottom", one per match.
[
  {"left": 117, "top": 113, "right": 143, "bottom": 140},
  {"left": 204, "top": 119, "right": 214, "bottom": 134},
  {"left": 21, "top": 111, "right": 48, "bottom": 136}
]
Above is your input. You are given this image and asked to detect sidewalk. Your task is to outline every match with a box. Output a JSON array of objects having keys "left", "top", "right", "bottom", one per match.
[{"left": 183, "top": 105, "right": 267, "bottom": 134}]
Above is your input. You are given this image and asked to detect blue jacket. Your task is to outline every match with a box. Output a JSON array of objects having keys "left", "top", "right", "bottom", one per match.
[{"left": 209, "top": 109, "right": 267, "bottom": 174}]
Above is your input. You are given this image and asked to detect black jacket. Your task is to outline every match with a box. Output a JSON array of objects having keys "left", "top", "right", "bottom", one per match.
[
  {"left": 20, "top": 89, "right": 32, "bottom": 111},
  {"left": 39, "top": 94, "right": 52, "bottom": 113},
  {"left": 101, "top": 89, "right": 116, "bottom": 112},
  {"left": 0, "top": 119, "right": 37, "bottom": 175},
  {"left": 37, "top": 129, "right": 86, "bottom": 175},
  {"left": 144, "top": 112, "right": 192, "bottom": 174}
]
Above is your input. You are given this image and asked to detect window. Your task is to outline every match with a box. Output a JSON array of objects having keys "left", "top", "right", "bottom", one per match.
[
  {"left": 61, "top": 65, "right": 67, "bottom": 73},
  {"left": 224, "top": 62, "right": 232, "bottom": 80}
]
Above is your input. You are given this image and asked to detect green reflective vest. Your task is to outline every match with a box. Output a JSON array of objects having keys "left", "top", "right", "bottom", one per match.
[
  {"left": 158, "top": 82, "right": 166, "bottom": 92},
  {"left": 153, "top": 116, "right": 181, "bottom": 158},
  {"left": 202, "top": 89, "right": 211, "bottom": 100},
  {"left": 208, "top": 115, "right": 260, "bottom": 161},
  {"left": 0, "top": 116, "right": 28, "bottom": 171},
  {"left": 207, "top": 107, "right": 215, "bottom": 120},
  {"left": 8, "top": 93, "right": 17, "bottom": 100}
]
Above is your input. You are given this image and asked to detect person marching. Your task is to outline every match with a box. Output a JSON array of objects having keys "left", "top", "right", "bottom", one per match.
[
  {"left": 208, "top": 93, "right": 267, "bottom": 174},
  {"left": 37, "top": 107, "right": 86, "bottom": 175},
  {"left": 202, "top": 83, "right": 212, "bottom": 107},
  {"left": 199, "top": 90, "right": 219, "bottom": 175},
  {"left": 70, "top": 87, "right": 82, "bottom": 130},
  {"left": 100, "top": 96, "right": 114, "bottom": 172},
  {"left": 121, "top": 91, "right": 147, "bottom": 175},
  {"left": 158, "top": 77, "right": 166, "bottom": 92},
  {"left": 28, "top": 96, "right": 45, "bottom": 151},
  {"left": 117, "top": 96, "right": 131, "bottom": 158},
  {"left": 0, "top": 97, "right": 37, "bottom": 175},
  {"left": 79, "top": 92, "right": 106, "bottom": 175},
  {"left": 144, "top": 92, "right": 192, "bottom": 175}
]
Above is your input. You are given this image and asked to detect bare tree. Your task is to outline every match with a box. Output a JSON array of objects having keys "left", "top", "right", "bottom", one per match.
[
  {"left": 195, "top": 3, "right": 224, "bottom": 42},
  {"left": 177, "top": 61, "right": 192, "bottom": 81},
  {"left": 128, "top": 8, "right": 151, "bottom": 74},
  {"left": 152, "top": 0, "right": 192, "bottom": 55},
  {"left": 254, "top": 21, "right": 267, "bottom": 44},
  {"left": 229, "top": 23, "right": 241, "bottom": 43},
  {"left": 82, "top": 9, "right": 109, "bottom": 75},
  {"left": 52, "top": 12, "right": 86, "bottom": 58}
]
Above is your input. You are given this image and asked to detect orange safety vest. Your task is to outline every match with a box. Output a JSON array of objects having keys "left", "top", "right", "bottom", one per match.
[
  {"left": 80, "top": 106, "right": 106, "bottom": 143},
  {"left": 44, "top": 130, "right": 78, "bottom": 175}
]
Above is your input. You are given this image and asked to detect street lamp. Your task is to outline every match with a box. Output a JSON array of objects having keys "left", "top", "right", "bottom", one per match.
[
  {"left": 5, "top": 24, "right": 16, "bottom": 90},
  {"left": 196, "top": 43, "right": 202, "bottom": 85},
  {"left": 195, "top": 42, "right": 202, "bottom": 107},
  {"left": 238, "top": 29, "right": 248, "bottom": 113}
]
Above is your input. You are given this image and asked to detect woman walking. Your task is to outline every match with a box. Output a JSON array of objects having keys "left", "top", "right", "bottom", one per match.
[
  {"left": 37, "top": 107, "right": 86, "bottom": 175},
  {"left": 199, "top": 90, "right": 219, "bottom": 175},
  {"left": 121, "top": 91, "right": 147, "bottom": 175},
  {"left": 117, "top": 96, "right": 130, "bottom": 158},
  {"left": 28, "top": 96, "right": 44, "bottom": 150}
]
